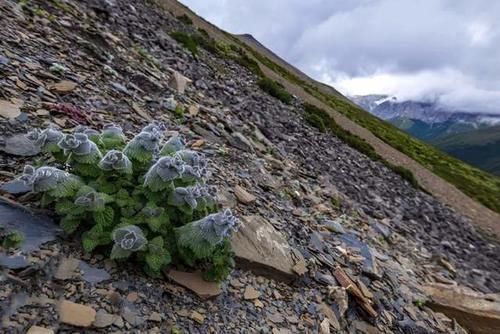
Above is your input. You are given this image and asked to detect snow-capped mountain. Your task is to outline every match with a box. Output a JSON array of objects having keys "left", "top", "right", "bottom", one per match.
[{"left": 351, "top": 95, "right": 500, "bottom": 127}]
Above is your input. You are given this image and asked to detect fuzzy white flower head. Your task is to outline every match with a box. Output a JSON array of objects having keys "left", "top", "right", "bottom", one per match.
[
  {"left": 99, "top": 150, "right": 132, "bottom": 172},
  {"left": 125, "top": 128, "right": 162, "bottom": 154},
  {"left": 58, "top": 133, "right": 99, "bottom": 156},
  {"left": 142, "top": 121, "right": 166, "bottom": 134},
  {"left": 73, "top": 125, "right": 100, "bottom": 137},
  {"left": 198, "top": 209, "right": 240, "bottom": 245},
  {"left": 74, "top": 191, "right": 105, "bottom": 209},
  {"left": 26, "top": 128, "right": 64, "bottom": 149},
  {"left": 145, "top": 155, "right": 185, "bottom": 182},
  {"left": 175, "top": 150, "right": 208, "bottom": 179},
  {"left": 102, "top": 123, "right": 125, "bottom": 138},
  {"left": 112, "top": 225, "right": 147, "bottom": 251},
  {"left": 19, "top": 165, "right": 71, "bottom": 193},
  {"left": 160, "top": 135, "right": 185, "bottom": 155},
  {"left": 170, "top": 186, "right": 200, "bottom": 209}
]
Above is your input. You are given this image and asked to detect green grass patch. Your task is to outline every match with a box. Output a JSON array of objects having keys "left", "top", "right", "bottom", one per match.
[
  {"left": 258, "top": 78, "right": 293, "bottom": 104},
  {"left": 170, "top": 31, "right": 199, "bottom": 56},
  {"left": 176, "top": 14, "right": 193, "bottom": 25}
]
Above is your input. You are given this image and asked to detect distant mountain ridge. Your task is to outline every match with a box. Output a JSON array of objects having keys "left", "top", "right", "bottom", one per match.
[
  {"left": 352, "top": 94, "right": 500, "bottom": 175},
  {"left": 351, "top": 94, "right": 500, "bottom": 126}
]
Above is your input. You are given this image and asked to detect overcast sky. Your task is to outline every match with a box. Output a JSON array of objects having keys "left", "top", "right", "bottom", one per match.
[{"left": 180, "top": 0, "right": 500, "bottom": 113}]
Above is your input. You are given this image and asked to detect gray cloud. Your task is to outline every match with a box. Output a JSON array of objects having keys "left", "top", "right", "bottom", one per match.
[{"left": 181, "top": 0, "right": 500, "bottom": 113}]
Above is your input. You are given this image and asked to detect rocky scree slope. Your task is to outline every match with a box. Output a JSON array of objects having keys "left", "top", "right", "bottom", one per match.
[{"left": 0, "top": 0, "right": 499, "bottom": 333}]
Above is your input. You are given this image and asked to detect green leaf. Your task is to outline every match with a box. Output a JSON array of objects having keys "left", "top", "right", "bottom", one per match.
[
  {"left": 54, "top": 199, "right": 74, "bottom": 215},
  {"left": 60, "top": 217, "right": 81, "bottom": 234},
  {"left": 82, "top": 236, "right": 100, "bottom": 252},
  {"left": 92, "top": 206, "right": 114, "bottom": 226},
  {"left": 146, "top": 216, "right": 167, "bottom": 232},
  {"left": 40, "top": 193, "right": 55, "bottom": 207},
  {"left": 47, "top": 177, "right": 82, "bottom": 198},
  {"left": 110, "top": 244, "right": 132, "bottom": 259},
  {"left": 148, "top": 236, "right": 164, "bottom": 252},
  {"left": 145, "top": 250, "right": 171, "bottom": 272}
]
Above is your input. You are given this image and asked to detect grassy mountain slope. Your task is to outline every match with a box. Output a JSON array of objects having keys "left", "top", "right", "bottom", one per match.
[
  {"left": 432, "top": 125, "right": 500, "bottom": 176},
  {"left": 159, "top": 0, "right": 500, "bottom": 235}
]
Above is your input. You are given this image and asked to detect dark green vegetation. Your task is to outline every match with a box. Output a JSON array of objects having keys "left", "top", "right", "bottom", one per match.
[
  {"left": 257, "top": 78, "right": 293, "bottom": 104},
  {"left": 170, "top": 31, "right": 199, "bottom": 56},
  {"left": 176, "top": 13, "right": 193, "bottom": 25},
  {"left": 432, "top": 125, "right": 500, "bottom": 176},
  {"left": 0, "top": 229, "right": 25, "bottom": 249},
  {"left": 17, "top": 125, "right": 238, "bottom": 282},
  {"left": 304, "top": 103, "right": 419, "bottom": 188}
]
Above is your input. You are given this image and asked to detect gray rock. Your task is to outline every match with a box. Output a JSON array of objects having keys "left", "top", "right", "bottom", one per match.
[
  {"left": 323, "top": 219, "right": 346, "bottom": 234},
  {"left": 93, "top": 310, "right": 115, "bottom": 328},
  {"left": 0, "top": 180, "right": 32, "bottom": 194},
  {"left": 0, "top": 254, "right": 29, "bottom": 269},
  {"left": 0, "top": 200, "right": 61, "bottom": 252},
  {"left": 231, "top": 215, "right": 303, "bottom": 282},
  {"left": 0, "top": 134, "right": 40, "bottom": 156},
  {"left": 228, "top": 132, "right": 254, "bottom": 152},
  {"left": 79, "top": 261, "right": 111, "bottom": 285}
]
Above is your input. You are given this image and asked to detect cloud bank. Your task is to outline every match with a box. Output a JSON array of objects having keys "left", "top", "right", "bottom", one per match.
[{"left": 181, "top": 0, "right": 500, "bottom": 113}]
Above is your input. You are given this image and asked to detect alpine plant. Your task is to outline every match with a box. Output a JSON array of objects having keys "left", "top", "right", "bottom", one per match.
[{"left": 17, "top": 123, "right": 240, "bottom": 281}]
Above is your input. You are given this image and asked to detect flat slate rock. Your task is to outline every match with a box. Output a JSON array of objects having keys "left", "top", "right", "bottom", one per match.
[
  {"left": 1, "top": 180, "right": 32, "bottom": 194},
  {"left": 0, "top": 134, "right": 40, "bottom": 156},
  {"left": 0, "top": 200, "right": 61, "bottom": 252},
  {"left": 231, "top": 215, "right": 301, "bottom": 282},
  {"left": 166, "top": 270, "right": 221, "bottom": 299},
  {"left": 424, "top": 283, "right": 500, "bottom": 334}
]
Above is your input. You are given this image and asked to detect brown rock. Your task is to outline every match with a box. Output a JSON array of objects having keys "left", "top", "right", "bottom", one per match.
[
  {"left": 292, "top": 259, "right": 308, "bottom": 276},
  {"left": 26, "top": 326, "right": 54, "bottom": 334},
  {"left": 234, "top": 185, "right": 256, "bottom": 204},
  {"left": 35, "top": 109, "right": 50, "bottom": 116},
  {"left": 333, "top": 267, "right": 377, "bottom": 318},
  {"left": 149, "top": 312, "right": 162, "bottom": 322},
  {"left": 231, "top": 216, "right": 302, "bottom": 282},
  {"left": 243, "top": 285, "right": 260, "bottom": 300},
  {"left": 165, "top": 270, "right": 221, "bottom": 299},
  {"left": 169, "top": 71, "right": 191, "bottom": 94},
  {"left": 54, "top": 257, "right": 80, "bottom": 280},
  {"left": 0, "top": 99, "right": 22, "bottom": 119},
  {"left": 126, "top": 291, "right": 139, "bottom": 302},
  {"left": 49, "top": 80, "right": 77, "bottom": 93},
  {"left": 93, "top": 310, "right": 115, "bottom": 328},
  {"left": 58, "top": 300, "right": 96, "bottom": 327},
  {"left": 188, "top": 104, "right": 199, "bottom": 116},
  {"left": 424, "top": 283, "right": 500, "bottom": 334},
  {"left": 320, "top": 318, "right": 331, "bottom": 334},
  {"left": 319, "top": 302, "right": 340, "bottom": 330},
  {"left": 254, "top": 299, "right": 264, "bottom": 308},
  {"left": 190, "top": 311, "right": 205, "bottom": 324},
  {"left": 132, "top": 102, "right": 152, "bottom": 121}
]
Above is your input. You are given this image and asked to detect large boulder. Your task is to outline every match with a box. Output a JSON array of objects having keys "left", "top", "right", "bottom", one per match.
[
  {"left": 231, "top": 215, "right": 303, "bottom": 282},
  {"left": 424, "top": 283, "right": 500, "bottom": 334}
]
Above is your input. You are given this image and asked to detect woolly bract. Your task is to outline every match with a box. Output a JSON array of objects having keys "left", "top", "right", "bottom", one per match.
[
  {"left": 111, "top": 225, "right": 147, "bottom": 259},
  {"left": 176, "top": 209, "right": 240, "bottom": 255},
  {"left": 99, "top": 150, "right": 132, "bottom": 173},
  {"left": 26, "top": 128, "right": 64, "bottom": 152},
  {"left": 18, "top": 165, "right": 80, "bottom": 196},
  {"left": 160, "top": 135, "right": 185, "bottom": 155}
]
